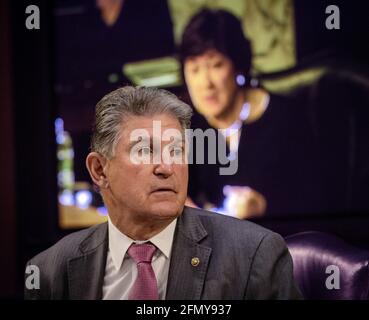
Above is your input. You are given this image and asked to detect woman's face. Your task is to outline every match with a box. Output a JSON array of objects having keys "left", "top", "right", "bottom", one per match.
[{"left": 184, "top": 49, "right": 239, "bottom": 119}]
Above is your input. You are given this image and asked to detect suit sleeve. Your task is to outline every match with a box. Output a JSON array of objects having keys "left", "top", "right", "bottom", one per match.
[{"left": 244, "top": 232, "right": 303, "bottom": 300}]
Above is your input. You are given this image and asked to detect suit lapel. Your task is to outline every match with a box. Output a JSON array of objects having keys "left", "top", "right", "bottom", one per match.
[
  {"left": 166, "top": 208, "right": 212, "bottom": 300},
  {"left": 66, "top": 209, "right": 212, "bottom": 300},
  {"left": 67, "top": 223, "right": 108, "bottom": 300}
]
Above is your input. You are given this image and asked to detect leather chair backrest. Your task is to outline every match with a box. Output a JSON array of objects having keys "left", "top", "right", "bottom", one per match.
[{"left": 285, "top": 231, "right": 369, "bottom": 299}]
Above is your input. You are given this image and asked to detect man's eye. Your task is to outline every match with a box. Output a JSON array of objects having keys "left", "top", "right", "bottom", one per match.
[
  {"left": 140, "top": 146, "right": 152, "bottom": 155},
  {"left": 172, "top": 147, "right": 183, "bottom": 156}
]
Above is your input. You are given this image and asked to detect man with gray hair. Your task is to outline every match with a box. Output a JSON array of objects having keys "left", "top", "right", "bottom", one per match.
[{"left": 25, "top": 86, "right": 301, "bottom": 300}]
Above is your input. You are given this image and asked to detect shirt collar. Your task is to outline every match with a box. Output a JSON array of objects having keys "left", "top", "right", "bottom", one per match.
[
  {"left": 149, "top": 219, "right": 177, "bottom": 260},
  {"left": 108, "top": 216, "right": 177, "bottom": 271}
]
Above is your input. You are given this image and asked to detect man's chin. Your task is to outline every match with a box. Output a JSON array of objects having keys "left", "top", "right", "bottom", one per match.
[{"left": 148, "top": 201, "right": 184, "bottom": 219}]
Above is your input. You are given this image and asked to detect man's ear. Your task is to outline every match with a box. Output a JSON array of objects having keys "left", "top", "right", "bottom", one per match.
[{"left": 86, "top": 152, "right": 109, "bottom": 189}]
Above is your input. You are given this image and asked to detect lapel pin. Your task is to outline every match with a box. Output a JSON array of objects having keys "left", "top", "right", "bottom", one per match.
[{"left": 191, "top": 257, "right": 200, "bottom": 267}]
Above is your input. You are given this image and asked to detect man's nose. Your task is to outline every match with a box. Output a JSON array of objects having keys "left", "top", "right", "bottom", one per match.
[{"left": 154, "top": 163, "right": 174, "bottom": 178}]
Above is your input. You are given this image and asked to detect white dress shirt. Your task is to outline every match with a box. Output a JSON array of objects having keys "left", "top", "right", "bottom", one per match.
[{"left": 102, "top": 217, "right": 177, "bottom": 300}]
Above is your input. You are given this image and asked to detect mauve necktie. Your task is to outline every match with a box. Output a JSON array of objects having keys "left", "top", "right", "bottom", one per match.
[{"left": 128, "top": 242, "right": 159, "bottom": 300}]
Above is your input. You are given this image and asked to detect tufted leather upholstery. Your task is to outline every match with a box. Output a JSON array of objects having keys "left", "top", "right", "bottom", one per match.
[{"left": 285, "top": 231, "right": 369, "bottom": 299}]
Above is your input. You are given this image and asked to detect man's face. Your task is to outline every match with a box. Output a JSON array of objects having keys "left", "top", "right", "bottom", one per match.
[
  {"left": 184, "top": 49, "right": 239, "bottom": 120},
  {"left": 103, "top": 113, "right": 188, "bottom": 222}
]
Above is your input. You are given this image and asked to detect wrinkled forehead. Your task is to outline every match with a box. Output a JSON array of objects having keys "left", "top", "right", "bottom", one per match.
[{"left": 119, "top": 113, "right": 185, "bottom": 144}]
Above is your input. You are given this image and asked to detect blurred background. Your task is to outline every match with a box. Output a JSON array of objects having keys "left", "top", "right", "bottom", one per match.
[{"left": 0, "top": 0, "right": 368, "bottom": 299}]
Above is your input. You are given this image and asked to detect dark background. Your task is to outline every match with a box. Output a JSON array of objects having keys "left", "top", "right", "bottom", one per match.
[{"left": 1, "top": 0, "right": 368, "bottom": 299}]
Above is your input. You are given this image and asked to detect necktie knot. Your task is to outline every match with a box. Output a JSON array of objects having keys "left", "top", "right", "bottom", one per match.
[{"left": 128, "top": 243, "right": 157, "bottom": 264}]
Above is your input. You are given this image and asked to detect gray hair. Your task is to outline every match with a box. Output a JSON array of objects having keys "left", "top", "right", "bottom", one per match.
[{"left": 91, "top": 86, "right": 193, "bottom": 158}]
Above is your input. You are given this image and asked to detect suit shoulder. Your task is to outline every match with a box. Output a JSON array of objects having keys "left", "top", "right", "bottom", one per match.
[
  {"left": 25, "top": 223, "right": 107, "bottom": 299},
  {"left": 185, "top": 207, "right": 276, "bottom": 247},
  {"left": 28, "top": 223, "right": 106, "bottom": 267}
]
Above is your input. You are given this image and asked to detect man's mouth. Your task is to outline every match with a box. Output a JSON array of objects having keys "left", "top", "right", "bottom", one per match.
[{"left": 151, "top": 187, "right": 176, "bottom": 194}]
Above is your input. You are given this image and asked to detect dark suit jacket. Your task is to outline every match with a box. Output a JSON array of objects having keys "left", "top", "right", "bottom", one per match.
[{"left": 24, "top": 206, "right": 302, "bottom": 299}]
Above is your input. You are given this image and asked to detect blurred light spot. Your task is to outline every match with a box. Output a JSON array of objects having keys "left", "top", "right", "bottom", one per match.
[
  {"left": 236, "top": 74, "right": 246, "bottom": 86},
  {"left": 250, "top": 78, "right": 259, "bottom": 88},
  {"left": 59, "top": 190, "right": 74, "bottom": 206},
  {"left": 239, "top": 103, "right": 251, "bottom": 121},
  {"left": 97, "top": 206, "right": 108, "bottom": 216},
  {"left": 108, "top": 73, "right": 119, "bottom": 83},
  {"left": 75, "top": 190, "right": 92, "bottom": 210}
]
